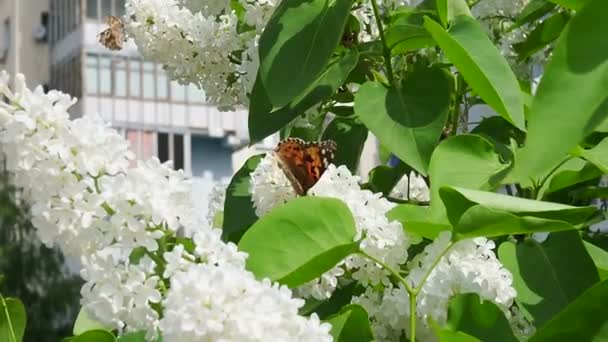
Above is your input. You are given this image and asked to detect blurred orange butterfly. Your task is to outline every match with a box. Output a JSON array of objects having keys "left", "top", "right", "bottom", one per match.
[
  {"left": 98, "top": 16, "right": 125, "bottom": 50},
  {"left": 274, "top": 138, "right": 337, "bottom": 195}
]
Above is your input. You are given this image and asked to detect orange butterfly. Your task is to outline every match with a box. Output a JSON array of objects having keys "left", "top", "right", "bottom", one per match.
[
  {"left": 98, "top": 16, "right": 126, "bottom": 51},
  {"left": 274, "top": 138, "right": 337, "bottom": 195}
]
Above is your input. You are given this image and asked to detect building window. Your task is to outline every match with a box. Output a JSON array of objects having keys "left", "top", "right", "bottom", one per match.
[
  {"left": 191, "top": 135, "right": 233, "bottom": 179},
  {"left": 142, "top": 61, "right": 155, "bottom": 100},
  {"left": 0, "top": 19, "right": 9, "bottom": 62},
  {"left": 114, "top": 0, "right": 126, "bottom": 16},
  {"left": 170, "top": 80, "right": 186, "bottom": 102},
  {"left": 158, "top": 132, "right": 184, "bottom": 171},
  {"left": 101, "top": 0, "right": 112, "bottom": 19},
  {"left": 187, "top": 84, "right": 206, "bottom": 103},
  {"left": 86, "top": 54, "right": 99, "bottom": 95},
  {"left": 113, "top": 57, "right": 127, "bottom": 97},
  {"left": 156, "top": 64, "right": 168, "bottom": 100},
  {"left": 99, "top": 55, "right": 112, "bottom": 95},
  {"left": 129, "top": 59, "right": 141, "bottom": 98},
  {"left": 86, "top": 0, "right": 98, "bottom": 19}
]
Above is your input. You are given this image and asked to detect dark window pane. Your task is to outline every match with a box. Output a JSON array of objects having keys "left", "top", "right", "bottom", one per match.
[
  {"left": 174, "top": 134, "right": 184, "bottom": 171},
  {"left": 100, "top": 0, "right": 112, "bottom": 18},
  {"left": 191, "top": 135, "right": 232, "bottom": 179},
  {"left": 114, "top": 0, "right": 126, "bottom": 16},
  {"left": 158, "top": 132, "right": 169, "bottom": 163},
  {"left": 86, "top": 0, "right": 98, "bottom": 19}
]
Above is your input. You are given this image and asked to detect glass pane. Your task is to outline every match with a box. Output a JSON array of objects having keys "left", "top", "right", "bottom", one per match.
[
  {"left": 156, "top": 65, "right": 168, "bottom": 99},
  {"left": 158, "top": 132, "right": 169, "bottom": 163},
  {"left": 86, "top": 0, "right": 97, "bottom": 19},
  {"left": 174, "top": 134, "right": 184, "bottom": 171},
  {"left": 143, "top": 72, "right": 155, "bottom": 99},
  {"left": 99, "top": 56, "right": 112, "bottom": 94},
  {"left": 114, "top": 59, "right": 127, "bottom": 97},
  {"left": 170, "top": 80, "right": 186, "bottom": 102},
  {"left": 100, "top": 0, "right": 112, "bottom": 18},
  {"left": 191, "top": 135, "right": 233, "bottom": 179},
  {"left": 187, "top": 84, "right": 206, "bottom": 103},
  {"left": 129, "top": 60, "right": 141, "bottom": 97},
  {"left": 86, "top": 55, "right": 98, "bottom": 95},
  {"left": 114, "top": 0, "right": 126, "bottom": 16}
]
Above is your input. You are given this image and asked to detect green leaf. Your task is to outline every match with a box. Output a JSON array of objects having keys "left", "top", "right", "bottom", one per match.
[
  {"left": 578, "top": 137, "right": 608, "bottom": 173},
  {"left": 238, "top": 197, "right": 358, "bottom": 287},
  {"left": 355, "top": 66, "right": 452, "bottom": 175},
  {"left": 530, "top": 279, "right": 608, "bottom": 341},
  {"left": 287, "top": 112, "right": 327, "bottom": 141},
  {"left": 73, "top": 308, "right": 111, "bottom": 336},
  {"left": 516, "top": 0, "right": 608, "bottom": 180},
  {"left": 258, "top": 0, "right": 353, "bottom": 107},
  {"left": 423, "top": 16, "right": 525, "bottom": 130},
  {"left": 547, "top": 0, "right": 590, "bottom": 10},
  {"left": 428, "top": 135, "right": 509, "bottom": 220},
  {"left": 249, "top": 50, "right": 359, "bottom": 142},
  {"left": 439, "top": 186, "right": 597, "bottom": 227},
  {"left": 385, "top": 22, "right": 435, "bottom": 55},
  {"left": 538, "top": 158, "right": 602, "bottom": 198},
  {"left": 0, "top": 297, "right": 26, "bottom": 342},
  {"left": 387, "top": 204, "right": 450, "bottom": 239},
  {"left": 301, "top": 281, "right": 365, "bottom": 319},
  {"left": 436, "top": 0, "right": 473, "bottom": 27},
  {"left": 584, "top": 241, "right": 608, "bottom": 280},
  {"left": 325, "top": 304, "right": 373, "bottom": 342},
  {"left": 222, "top": 155, "right": 263, "bottom": 243},
  {"left": 430, "top": 319, "right": 481, "bottom": 342},
  {"left": 445, "top": 293, "right": 517, "bottom": 342},
  {"left": 322, "top": 117, "right": 368, "bottom": 173},
  {"left": 498, "top": 231, "right": 600, "bottom": 327},
  {"left": 513, "top": 12, "right": 569, "bottom": 61},
  {"left": 365, "top": 163, "right": 410, "bottom": 196},
  {"left": 73, "top": 330, "right": 116, "bottom": 342},
  {"left": 510, "top": 0, "right": 557, "bottom": 31}
]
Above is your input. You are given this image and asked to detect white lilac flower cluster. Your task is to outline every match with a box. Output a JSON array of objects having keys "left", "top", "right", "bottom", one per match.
[
  {"left": 250, "top": 154, "right": 412, "bottom": 299},
  {"left": 353, "top": 231, "right": 528, "bottom": 341},
  {"left": 249, "top": 153, "right": 526, "bottom": 341},
  {"left": 125, "top": 0, "right": 274, "bottom": 110},
  {"left": 0, "top": 72, "right": 332, "bottom": 341},
  {"left": 389, "top": 172, "right": 430, "bottom": 202}
]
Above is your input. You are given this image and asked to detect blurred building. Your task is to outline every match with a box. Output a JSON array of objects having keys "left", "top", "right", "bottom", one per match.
[{"left": 1, "top": 0, "right": 381, "bottom": 209}]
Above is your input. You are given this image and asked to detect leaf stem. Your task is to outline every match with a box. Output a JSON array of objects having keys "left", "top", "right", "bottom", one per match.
[
  {"left": 0, "top": 294, "right": 18, "bottom": 342},
  {"left": 358, "top": 250, "right": 414, "bottom": 294},
  {"left": 413, "top": 241, "right": 454, "bottom": 294},
  {"left": 410, "top": 292, "right": 417, "bottom": 342},
  {"left": 535, "top": 155, "right": 573, "bottom": 200},
  {"left": 369, "top": 0, "right": 395, "bottom": 85}
]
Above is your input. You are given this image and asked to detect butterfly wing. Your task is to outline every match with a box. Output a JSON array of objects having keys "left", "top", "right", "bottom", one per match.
[
  {"left": 301, "top": 140, "right": 336, "bottom": 191},
  {"left": 274, "top": 138, "right": 309, "bottom": 195}
]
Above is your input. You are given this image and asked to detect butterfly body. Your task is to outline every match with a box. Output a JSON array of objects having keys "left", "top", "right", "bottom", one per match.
[
  {"left": 98, "top": 16, "right": 126, "bottom": 51},
  {"left": 274, "top": 138, "right": 336, "bottom": 195}
]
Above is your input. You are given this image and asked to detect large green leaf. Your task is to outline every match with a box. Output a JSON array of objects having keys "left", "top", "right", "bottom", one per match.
[
  {"left": 436, "top": 0, "right": 473, "bottom": 27},
  {"left": 498, "top": 231, "right": 600, "bottom": 327},
  {"left": 249, "top": 49, "right": 359, "bottom": 142},
  {"left": 547, "top": 0, "right": 590, "bottom": 10},
  {"left": 72, "top": 330, "right": 116, "bottom": 342},
  {"left": 430, "top": 320, "right": 481, "bottom": 342},
  {"left": 238, "top": 197, "right": 358, "bottom": 287},
  {"left": 516, "top": 0, "right": 608, "bottom": 180},
  {"left": 424, "top": 16, "right": 525, "bottom": 130},
  {"left": 445, "top": 293, "right": 517, "bottom": 342},
  {"left": 513, "top": 12, "right": 569, "bottom": 60},
  {"left": 385, "top": 20, "right": 435, "bottom": 55},
  {"left": 537, "top": 158, "right": 602, "bottom": 198},
  {"left": 584, "top": 241, "right": 608, "bottom": 280},
  {"left": 439, "top": 186, "right": 598, "bottom": 228},
  {"left": 355, "top": 66, "right": 452, "bottom": 174},
  {"left": 222, "top": 155, "right": 263, "bottom": 243},
  {"left": 0, "top": 297, "right": 25, "bottom": 342},
  {"left": 258, "top": 0, "right": 353, "bottom": 107},
  {"left": 322, "top": 117, "right": 368, "bottom": 173},
  {"left": 326, "top": 304, "right": 373, "bottom": 342},
  {"left": 510, "top": 0, "right": 557, "bottom": 31},
  {"left": 73, "top": 308, "right": 111, "bottom": 336},
  {"left": 577, "top": 137, "right": 608, "bottom": 173},
  {"left": 387, "top": 204, "right": 450, "bottom": 240},
  {"left": 530, "top": 279, "right": 608, "bottom": 341},
  {"left": 428, "top": 135, "right": 509, "bottom": 220}
]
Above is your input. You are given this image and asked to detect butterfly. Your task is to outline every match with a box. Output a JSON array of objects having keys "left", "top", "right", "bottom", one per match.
[
  {"left": 274, "top": 138, "right": 337, "bottom": 196},
  {"left": 98, "top": 16, "right": 126, "bottom": 51}
]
